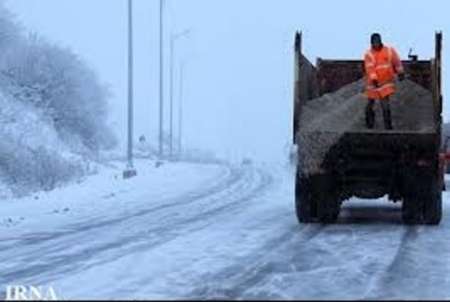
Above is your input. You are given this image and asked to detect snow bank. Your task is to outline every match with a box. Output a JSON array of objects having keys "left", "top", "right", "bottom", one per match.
[{"left": 0, "top": 159, "right": 226, "bottom": 236}]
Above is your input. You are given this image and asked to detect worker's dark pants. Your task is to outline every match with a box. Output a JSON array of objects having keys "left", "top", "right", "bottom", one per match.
[{"left": 365, "top": 98, "right": 393, "bottom": 130}]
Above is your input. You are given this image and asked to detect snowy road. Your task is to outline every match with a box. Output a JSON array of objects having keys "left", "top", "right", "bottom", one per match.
[{"left": 1, "top": 161, "right": 450, "bottom": 300}]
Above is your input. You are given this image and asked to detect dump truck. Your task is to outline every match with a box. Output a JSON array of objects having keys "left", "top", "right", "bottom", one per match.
[{"left": 293, "top": 32, "right": 443, "bottom": 225}]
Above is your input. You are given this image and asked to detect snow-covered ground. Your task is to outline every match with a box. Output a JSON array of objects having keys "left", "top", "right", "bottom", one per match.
[{"left": 1, "top": 160, "right": 450, "bottom": 300}]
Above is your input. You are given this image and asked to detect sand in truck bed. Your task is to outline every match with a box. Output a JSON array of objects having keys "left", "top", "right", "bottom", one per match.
[{"left": 296, "top": 79, "right": 436, "bottom": 175}]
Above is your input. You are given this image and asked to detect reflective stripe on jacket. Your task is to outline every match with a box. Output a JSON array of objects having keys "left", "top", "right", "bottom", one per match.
[{"left": 364, "top": 45, "right": 404, "bottom": 99}]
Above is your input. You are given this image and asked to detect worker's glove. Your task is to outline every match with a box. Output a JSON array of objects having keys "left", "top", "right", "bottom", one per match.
[
  {"left": 372, "top": 79, "right": 379, "bottom": 88},
  {"left": 398, "top": 73, "right": 406, "bottom": 81}
]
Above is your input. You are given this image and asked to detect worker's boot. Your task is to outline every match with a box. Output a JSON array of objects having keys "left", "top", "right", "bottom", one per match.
[
  {"left": 381, "top": 99, "right": 393, "bottom": 130},
  {"left": 365, "top": 100, "right": 375, "bottom": 129}
]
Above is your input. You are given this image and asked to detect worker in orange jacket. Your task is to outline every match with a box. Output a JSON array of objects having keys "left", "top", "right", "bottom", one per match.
[{"left": 364, "top": 33, "right": 405, "bottom": 130}]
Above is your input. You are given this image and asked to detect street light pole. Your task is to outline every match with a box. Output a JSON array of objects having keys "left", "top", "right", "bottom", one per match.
[
  {"left": 169, "top": 37, "right": 174, "bottom": 159},
  {"left": 159, "top": 0, "right": 165, "bottom": 158},
  {"left": 169, "top": 29, "right": 191, "bottom": 159},
  {"left": 178, "top": 61, "right": 186, "bottom": 157},
  {"left": 124, "top": 0, "right": 137, "bottom": 178}
]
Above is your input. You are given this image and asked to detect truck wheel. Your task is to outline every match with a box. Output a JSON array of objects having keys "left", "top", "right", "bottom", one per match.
[
  {"left": 295, "top": 174, "right": 317, "bottom": 223},
  {"left": 402, "top": 167, "right": 442, "bottom": 225},
  {"left": 423, "top": 180, "right": 442, "bottom": 225},
  {"left": 402, "top": 167, "right": 424, "bottom": 224},
  {"left": 316, "top": 174, "right": 340, "bottom": 224},
  {"left": 402, "top": 196, "right": 423, "bottom": 225},
  {"left": 317, "top": 200, "right": 340, "bottom": 223}
]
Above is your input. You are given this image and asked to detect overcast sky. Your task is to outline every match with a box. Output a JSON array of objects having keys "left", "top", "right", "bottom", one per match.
[{"left": 5, "top": 0, "right": 449, "bottom": 162}]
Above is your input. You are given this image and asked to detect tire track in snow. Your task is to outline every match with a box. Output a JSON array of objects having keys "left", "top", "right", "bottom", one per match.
[
  {"left": 185, "top": 205, "right": 450, "bottom": 301},
  {"left": 186, "top": 201, "right": 409, "bottom": 299},
  {"left": 363, "top": 223, "right": 448, "bottom": 300},
  {"left": 173, "top": 197, "right": 450, "bottom": 300},
  {"left": 0, "top": 165, "right": 274, "bottom": 290},
  {"left": 188, "top": 223, "right": 328, "bottom": 300},
  {"left": 0, "top": 164, "right": 237, "bottom": 249},
  {"left": 2, "top": 165, "right": 254, "bottom": 262},
  {"left": 0, "top": 164, "right": 242, "bottom": 288}
]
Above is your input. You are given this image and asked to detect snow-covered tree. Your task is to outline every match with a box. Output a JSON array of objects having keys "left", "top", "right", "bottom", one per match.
[
  {"left": 0, "top": 1, "right": 117, "bottom": 195},
  {"left": 2, "top": 33, "right": 117, "bottom": 154}
]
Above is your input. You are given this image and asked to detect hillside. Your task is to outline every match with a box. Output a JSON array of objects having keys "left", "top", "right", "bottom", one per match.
[{"left": 0, "top": 2, "right": 116, "bottom": 196}]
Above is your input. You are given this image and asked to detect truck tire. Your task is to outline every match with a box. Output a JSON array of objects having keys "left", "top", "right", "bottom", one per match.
[
  {"left": 402, "top": 167, "right": 442, "bottom": 225},
  {"left": 316, "top": 174, "right": 340, "bottom": 223},
  {"left": 295, "top": 174, "right": 317, "bottom": 223},
  {"left": 295, "top": 172, "right": 340, "bottom": 224},
  {"left": 402, "top": 167, "right": 424, "bottom": 224},
  {"left": 423, "top": 180, "right": 442, "bottom": 225},
  {"left": 402, "top": 196, "right": 423, "bottom": 225},
  {"left": 317, "top": 200, "right": 340, "bottom": 223}
]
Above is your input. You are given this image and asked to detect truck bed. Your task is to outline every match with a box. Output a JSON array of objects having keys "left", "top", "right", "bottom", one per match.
[{"left": 298, "top": 79, "right": 436, "bottom": 135}]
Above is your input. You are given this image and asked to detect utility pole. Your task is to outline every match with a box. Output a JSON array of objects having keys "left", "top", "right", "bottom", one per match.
[
  {"left": 158, "top": 0, "right": 165, "bottom": 158},
  {"left": 123, "top": 0, "right": 137, "bottom": 179},
  {"left": 169, "top": 29, "right": 191, "bottom": 159},
  {"left": 178, "top": 61, "right": 186, "bottom": 157},
  {"left": 169, "top": 36, "right": 174, "bottom": 159}
]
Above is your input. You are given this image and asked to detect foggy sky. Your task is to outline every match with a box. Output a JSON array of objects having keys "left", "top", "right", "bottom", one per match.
[{"left": 5, "top": 0, "right": 449, "bottom": 162}]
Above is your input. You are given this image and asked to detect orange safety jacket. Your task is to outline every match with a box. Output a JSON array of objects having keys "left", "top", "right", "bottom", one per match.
[{"left": 364, "top": 45, "right": 404, "bottom": 100}]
